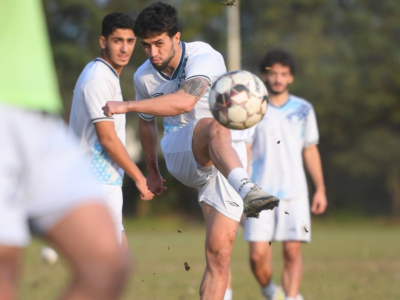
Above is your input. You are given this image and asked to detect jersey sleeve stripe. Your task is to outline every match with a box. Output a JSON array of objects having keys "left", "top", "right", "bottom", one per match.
[
  {"left": 92, "top": 117, "right": 114, "bottom": 123},
  {"left": 184, "top": 75, "right": 211, "bottom": 85},
  {"left": 138, "top": 113, "right": 155, "bottom": 121}
]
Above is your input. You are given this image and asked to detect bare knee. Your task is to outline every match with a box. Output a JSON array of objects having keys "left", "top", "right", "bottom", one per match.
[
  {"left": 283, "top": 242, "right": 302, "bottom": 265},
  {"left": 250, "top": 246, "right": 268, "bottom": 267},
  {"left": 206, "top": 246, "right": 232, "bottom": 275},
  {"left": 209, "top": 120, "right": 230, "bottom": 141}
]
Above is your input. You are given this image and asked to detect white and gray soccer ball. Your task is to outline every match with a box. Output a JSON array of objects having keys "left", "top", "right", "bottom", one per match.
[{"left": 209, "top": 70, "right": 268, "bottom": 130}]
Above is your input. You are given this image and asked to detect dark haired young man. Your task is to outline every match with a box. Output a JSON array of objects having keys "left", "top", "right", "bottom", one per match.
[
  {"left": 103, "top": 3, "right": 279, "bottom": 299},
  {"left": 243, "top": 49, "right": 328, "bottom": 300},
  {"left": 69, "top": 13, "right": 154, "bottom": 250},
  {"left": 0, "top": 2, "right": 129, "bottom": 299}
]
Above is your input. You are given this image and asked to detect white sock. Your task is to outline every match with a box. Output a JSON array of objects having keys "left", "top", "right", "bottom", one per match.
[
  {"left": 261, "top": 281, "right": 276, "bottom": 299},
  {"left": 227, "top": 168, "right": 254, "bottom": 198},
  {"left": 223, "top": 288, "right": 232, "bottom": 300}
]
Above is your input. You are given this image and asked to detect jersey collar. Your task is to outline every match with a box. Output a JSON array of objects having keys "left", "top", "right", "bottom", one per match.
[
  {"left": 269, "top": 95, "right": 292, "bottom": 109},
  {"left": 94, "top": 58, "right": 119, "bottom": 78},
  {"left": 157, "top": 42, "right": 186, "bottom": 81}
]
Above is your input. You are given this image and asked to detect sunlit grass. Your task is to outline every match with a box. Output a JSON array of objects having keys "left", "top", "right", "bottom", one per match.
[{"left": 19, "top": 217, "right": 400, "bottom": 300}]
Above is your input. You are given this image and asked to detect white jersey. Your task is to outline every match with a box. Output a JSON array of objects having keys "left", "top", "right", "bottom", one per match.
[
  {"left": 134, "top": 41, "right": 254, "bottom": 141},
  {"left": 69, "top": 58, "right": 126, "bottom": 186},
  {"left": 249, "top": 95, "right": 319, "bottom": 200}
]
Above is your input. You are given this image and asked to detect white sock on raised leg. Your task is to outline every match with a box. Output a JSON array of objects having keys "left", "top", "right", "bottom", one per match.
[{"left": 227, "top": 168, "right": 254, "bottom": 198}]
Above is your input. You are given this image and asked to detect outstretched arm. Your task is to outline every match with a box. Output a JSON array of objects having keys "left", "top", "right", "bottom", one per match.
[
  {"left": 139, "top": 118, "right": 166, "bottom": 195},
  {"left": 102, "top": 77, "right": 210, "bottom": 117},
  {"left": 303, "top": 144, "right": 327, "bottom": 214}
]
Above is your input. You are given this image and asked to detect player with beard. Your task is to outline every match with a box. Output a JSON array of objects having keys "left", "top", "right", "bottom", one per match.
[
  {"left": 102, "top": 3, "right": 280, "bottom": 299},
  {"left": 69, "top": 13, "right": 154, "bottom": 250},
  {"left": 243, "top": 49, "right": 328, "bottom": 300}
]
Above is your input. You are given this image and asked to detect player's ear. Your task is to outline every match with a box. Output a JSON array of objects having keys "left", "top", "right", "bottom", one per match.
[
  {"left": 288, "top": 74, "right": 294, "bottom": 84},
  {"left": 99, "top": 36, "right": 106, "bottom": 50},
  {"left": 173, "top": 32, "right": 181, "bottom": 44}
]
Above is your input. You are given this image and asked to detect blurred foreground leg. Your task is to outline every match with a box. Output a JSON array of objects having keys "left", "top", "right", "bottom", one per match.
[
  {"left": 46, "top": 203, "right": 130, "bottom": 300},
  {"left": 0, "top": 247, "right": 22, "bottom": 300}
]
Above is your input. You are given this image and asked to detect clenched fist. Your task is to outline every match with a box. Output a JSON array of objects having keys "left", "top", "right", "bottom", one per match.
[{"left": 102, "top": 101, "right": 129, "bottom": 117}]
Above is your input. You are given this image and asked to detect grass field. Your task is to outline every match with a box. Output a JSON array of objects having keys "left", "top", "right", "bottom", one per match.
[{"left": 20, "top": 217, "right": 400, "bottom": 300}]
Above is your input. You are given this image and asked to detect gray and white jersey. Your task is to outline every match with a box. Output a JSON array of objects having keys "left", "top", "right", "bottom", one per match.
[
  {"left": 69, "top": 58, "right": 125, "bottom": 186},
  {"left": 249, "top": 95, "right": 319, "bottom": 200}
]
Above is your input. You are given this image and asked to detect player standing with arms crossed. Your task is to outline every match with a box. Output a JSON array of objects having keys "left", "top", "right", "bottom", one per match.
[
  {"left": 102, "top": 3, "right": 279, "bottom": 299},
  {"left": 0, "top": 1, "right": 129, "bottom": 299},
  {"left": 244, "top": 49, "right": 328, "bottom": 300},
  {"left": 69, "top": 13, "right": 154, "bottom": 249}
]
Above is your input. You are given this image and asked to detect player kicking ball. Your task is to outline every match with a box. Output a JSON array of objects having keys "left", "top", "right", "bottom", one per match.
[{"left": 102, "top": 2, "right": 279, "bottom": 299}]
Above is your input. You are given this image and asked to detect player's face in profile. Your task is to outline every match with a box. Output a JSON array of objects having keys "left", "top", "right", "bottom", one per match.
[
  {"left": 140, "top": 32, "right": 180, "bottom": 71},
  {"left": 262, "top": 63, "right": 294, "bottom": 95},
  {"left": 100, "top": 29, "right": 136, "bottom": 69}
]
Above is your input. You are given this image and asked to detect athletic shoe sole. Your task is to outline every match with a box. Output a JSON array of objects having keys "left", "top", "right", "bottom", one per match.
[{"left": 244, "top": 197, "right": 280, "bottom": 218}]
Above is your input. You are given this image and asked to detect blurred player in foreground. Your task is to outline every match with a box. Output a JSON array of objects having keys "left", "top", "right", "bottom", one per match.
[
  {"left": 244, "top": 49, "right": 328, "bottom": 300},
  {"left": 69, "top": 13, "right": 154, "bottom": 250},
  {"left": 0, "top": 1, "right": 129, "bottom": 299},
  {"left": 102, "top": 3, "right": 279, "bottom": 299}
]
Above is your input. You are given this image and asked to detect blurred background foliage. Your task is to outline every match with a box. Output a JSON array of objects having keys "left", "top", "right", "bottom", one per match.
[{"left": 43, "top": 0, "right": 400, "bottom": 220}]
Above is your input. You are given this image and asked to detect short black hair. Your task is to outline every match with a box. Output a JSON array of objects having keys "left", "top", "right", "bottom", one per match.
[
  {"left": 102, "top": 13, "right": 135, "bottom": 38},
  {"left": 259, "top": 48, "right": 296, "bottom": 75},
  {"left": 134, "top": 2, "right": 178, "bottom": 39}
]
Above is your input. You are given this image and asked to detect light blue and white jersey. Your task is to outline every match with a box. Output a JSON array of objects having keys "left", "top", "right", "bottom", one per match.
[
  {"left": 134, "top": 41, "right": 255, "bottom": 141},
  {"left": 69, "top": 58, "right": 125, "bottom": 186},
  {"left": 249, "top": 95, "right": 319, "bottom": 200}
]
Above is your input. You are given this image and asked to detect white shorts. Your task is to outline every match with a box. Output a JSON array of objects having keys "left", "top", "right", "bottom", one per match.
[
  {"left": 161, "top": 120, "right": 246, "bottom": 222},
  {"left": 102, "top": 185, "right": 124, "bottom": 243},
  {"left": 244, "top": 198, "right": 311, "bottom": 242},
  {"left": 0, "top": 106, "right": 106, "bottom": 247}
]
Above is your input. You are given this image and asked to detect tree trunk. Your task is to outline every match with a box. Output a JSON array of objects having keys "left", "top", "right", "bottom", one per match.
[{"left": 387, "top": 167, "right": 400, "bottom": 221}]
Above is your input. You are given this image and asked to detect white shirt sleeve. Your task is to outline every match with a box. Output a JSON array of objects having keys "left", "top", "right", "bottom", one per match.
[
  {"left": 184, "top": 53, "right": 226, "bottom": 84},
  {"left": 304, "top": 106, "right": 319, "bottom": 147},
  {"left": 134, "top": 77, "right": 155, "bottom": 122},
  {"left": 83, "top": 78, "right": 115, "bottom": 123}
]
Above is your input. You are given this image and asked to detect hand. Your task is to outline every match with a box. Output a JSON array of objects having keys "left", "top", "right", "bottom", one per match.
[
  {"left": 311, "top": 190, "right": 328, "bottom": 214},
  {"left": 102, "top": 101, "right": 128, "bottom": 117},
  {"left": 135, "top": 178, "right": 154, "bottom": 201},
  {"left": 147, "top": 172, "right": 167, "bottom": 195}
]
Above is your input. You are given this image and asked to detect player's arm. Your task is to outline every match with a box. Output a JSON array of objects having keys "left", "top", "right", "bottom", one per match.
[
  {"left": 303, "top": 145, "right": 327, "bottom": 214},
  {"left": 102, "top": 77, "right": 210, "bottom": 117},
  {"left": 94, "top": 121, "right": 154, "bottom": 201},
  {"left": 139, "top": 118, "right": 166, "bottom": 195}
]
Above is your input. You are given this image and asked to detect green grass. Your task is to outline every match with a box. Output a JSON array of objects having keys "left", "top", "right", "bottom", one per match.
[{"left": 19, "top": 217, "right": 400, "bottom": 300}]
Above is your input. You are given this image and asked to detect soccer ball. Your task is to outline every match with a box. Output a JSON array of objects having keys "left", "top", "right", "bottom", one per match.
[{"left": 208, "top": 70, "right": 268, "bottom": 130}]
